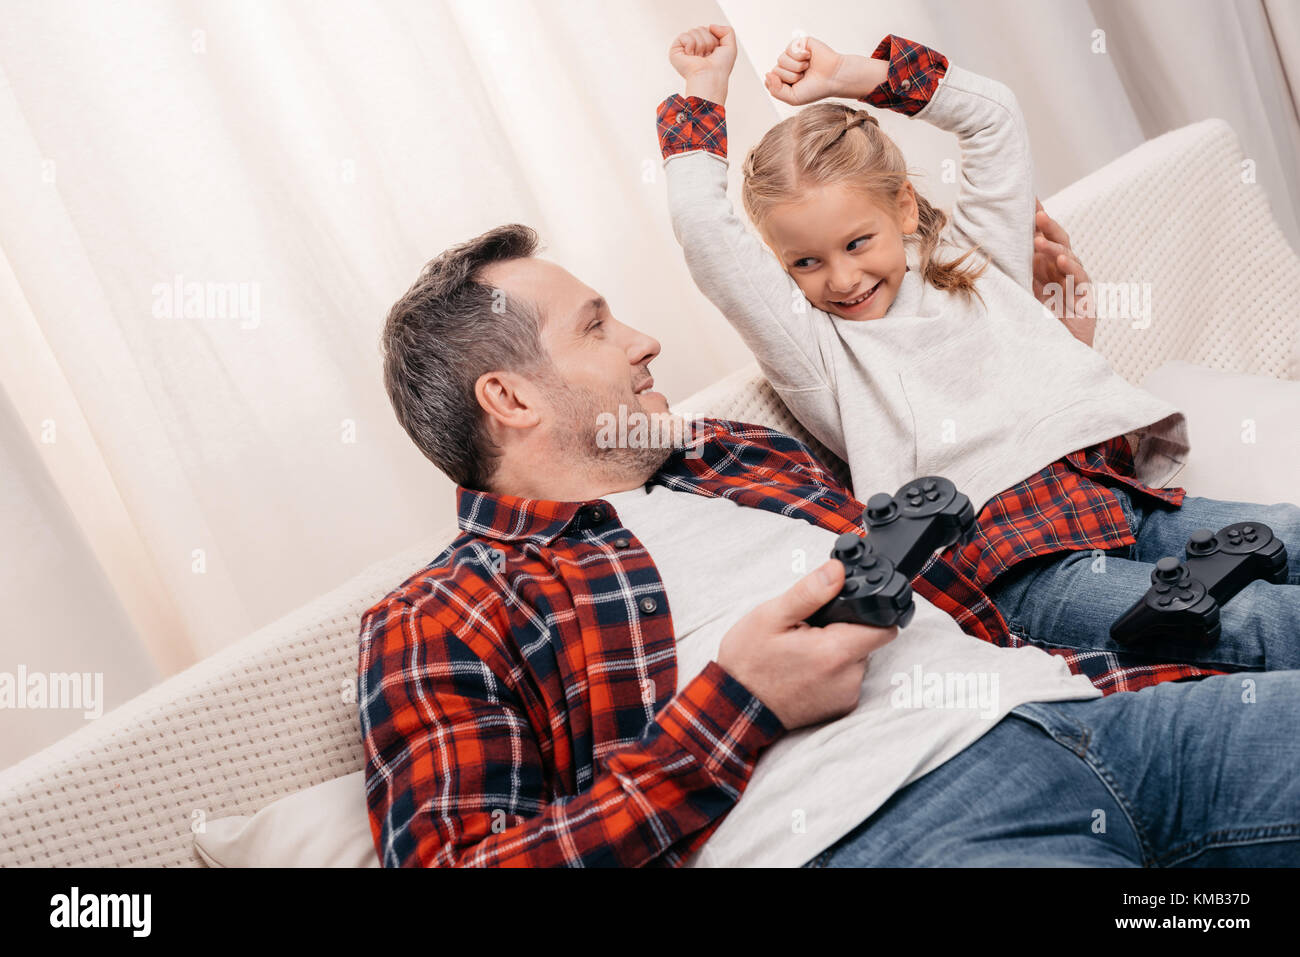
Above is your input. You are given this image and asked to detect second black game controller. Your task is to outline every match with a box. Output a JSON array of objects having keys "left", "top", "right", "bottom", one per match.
[
  {"left": 808, "top": 476, "right": 977, "bottom": 629},
  {"left": 1110, "top": 521, "right": 1289, "bottom": 647}
]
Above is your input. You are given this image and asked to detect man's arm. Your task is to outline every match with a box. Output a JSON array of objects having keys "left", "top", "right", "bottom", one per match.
[
  {"left": 1033, "top": 198, "right": 1098, "bottom": 347},
  {"left": 358, "top": 592, "right": 783, "bottom": 867}
]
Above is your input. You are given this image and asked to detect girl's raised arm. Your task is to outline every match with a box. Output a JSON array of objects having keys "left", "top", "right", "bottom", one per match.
[
  {"left": 828, "top": 35, "right": 1037, "bottom": 292},
  {"left": 662, "top": 26, "right": 845, "bottom": 451}
]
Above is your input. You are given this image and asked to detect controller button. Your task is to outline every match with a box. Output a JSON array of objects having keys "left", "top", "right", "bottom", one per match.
[
  {"left": 866, "top": 571, "right": 884, "bottom": 585},
  {"left": 1154, "top": 583, "right": 1171, "bottom": 594},
  {"left": 922, "top": 479, "right": 937, "bottom": 492},
  {"left": 1245, "top": 531, "right": 1258, "bottom": 543},
  {"left": 1243, "top": 525, "right": 1255, "bottom": 534},
  {"left": 906, "top": 486, "right": 919, "bottom": 497},
  {"left": 925, "top": 490, "right": 941, "bottom": 501},
  {"left": 860, "top": 555, "right": 878, "bottom": 569},
  {"left": 1157, "top": 596, "right": 1172, "bottom": 606},
  {"left": 1178, "top": 590, "right": 1194, "bottom": 601}
]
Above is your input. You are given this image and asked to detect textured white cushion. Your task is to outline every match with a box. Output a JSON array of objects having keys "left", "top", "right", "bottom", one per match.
[
  {"left": 1141, "top": 360, "right": 1300, "bottom": 505},
  {"left": 1043, "top": 119, "right": 1300, "bottom": 384},
  {"left": 194, "top": 771, "right": 377, "bottom": 868}
]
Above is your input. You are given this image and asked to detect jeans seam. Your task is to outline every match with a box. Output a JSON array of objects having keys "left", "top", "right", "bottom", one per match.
[
  {"left": 1156, "top": 825, "right": 1300, "bottom": 866},
  {"left": 1012, "top": 702, "right": 1156, "bottom": 865}
]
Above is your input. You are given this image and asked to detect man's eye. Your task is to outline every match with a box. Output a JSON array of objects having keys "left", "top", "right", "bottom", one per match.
[
  {"left": 587, "top": 319, "right": 604, "bottom": 333},
  {"left": 848, "top": 235, "right": 874, "bottom": 251}
]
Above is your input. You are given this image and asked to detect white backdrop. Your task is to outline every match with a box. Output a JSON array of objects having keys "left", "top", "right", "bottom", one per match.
[{"left": 1, "top": 0, "right": 1297, "bottom": 768}]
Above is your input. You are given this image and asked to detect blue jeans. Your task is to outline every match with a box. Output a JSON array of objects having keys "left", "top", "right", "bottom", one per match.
[
  {"left": 803, "top": 670, "right": 1300, "bottom": 866},
  {"left": 982, "top": 490, "right": 1300, "bottom": 671}
]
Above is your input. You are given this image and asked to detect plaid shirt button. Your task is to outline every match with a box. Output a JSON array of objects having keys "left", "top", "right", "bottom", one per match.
[
  {"left": 614, "top": 537, "right": 631, "bottom": 549},
  {"left": 639, "top": 596, "right": 659, "bottom": 614}
]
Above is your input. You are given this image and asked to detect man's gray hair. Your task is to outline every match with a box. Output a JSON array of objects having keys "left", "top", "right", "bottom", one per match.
[{"left": 381, "top": 224, "right": 551, "bottom": 490}]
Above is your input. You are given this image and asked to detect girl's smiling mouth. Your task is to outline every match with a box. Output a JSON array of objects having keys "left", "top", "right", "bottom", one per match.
[{"left": 831, "top": 278, "right": 883, "bottom": 314}]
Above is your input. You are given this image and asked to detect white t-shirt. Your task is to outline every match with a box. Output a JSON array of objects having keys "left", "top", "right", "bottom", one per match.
[{"left": 600, "top": 481, "right": 1100, "bottom": 868}]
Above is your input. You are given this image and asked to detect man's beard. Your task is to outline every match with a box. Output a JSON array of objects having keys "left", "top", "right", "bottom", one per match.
[{"left": 545, "top": 380, "right": 682, "bottom": 482}]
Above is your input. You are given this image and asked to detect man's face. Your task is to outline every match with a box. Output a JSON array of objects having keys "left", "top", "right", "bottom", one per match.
[{"left": 478, "top": 257, "right": 673, "bottom": 467}]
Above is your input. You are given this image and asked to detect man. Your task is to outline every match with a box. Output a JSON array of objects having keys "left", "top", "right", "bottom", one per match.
[{"left": 358, "top": 224, "right": 1300, "bottom": 868}]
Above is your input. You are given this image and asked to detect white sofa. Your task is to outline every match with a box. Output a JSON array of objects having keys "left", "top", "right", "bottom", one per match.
[{"left": 2, "top": 118, "right": 1298, "bottom": 867}]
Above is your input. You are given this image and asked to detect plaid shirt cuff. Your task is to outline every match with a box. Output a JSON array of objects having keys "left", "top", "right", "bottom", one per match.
[
  {"left": 658, "top": 93, "right": 728, "bottom": 160},
  {"left": 860, "top": 34, "right": 949, "bottom": 116},
  {"left": 659, "top": 660, "right": 784, "bottom": 793}
]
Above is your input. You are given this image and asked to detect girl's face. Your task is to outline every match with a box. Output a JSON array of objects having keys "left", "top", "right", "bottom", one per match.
[{"left": 761, "top": 181, "right": 918, "bottom": 321}]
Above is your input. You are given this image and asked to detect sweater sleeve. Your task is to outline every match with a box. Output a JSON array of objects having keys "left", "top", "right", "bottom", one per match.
[
  {"left": 657, "top": 95, "right": 837, "bottom": 397},
  {"left": 862, "top": 35, "right": 1036, "bottom": 292}
]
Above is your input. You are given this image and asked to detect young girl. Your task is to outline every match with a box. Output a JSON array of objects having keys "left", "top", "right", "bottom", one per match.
[{"left": 659, "top": 24, "right": 1300, "bottom": 680}]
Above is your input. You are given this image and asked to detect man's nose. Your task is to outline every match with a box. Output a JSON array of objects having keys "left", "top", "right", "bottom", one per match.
[{"left": 627, "top": 328, "right": 661, "bottom": 367}]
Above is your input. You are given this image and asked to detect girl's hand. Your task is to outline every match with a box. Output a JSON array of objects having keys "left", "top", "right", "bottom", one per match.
[
  {"left": 669, "top": 24, "right": 737, "bottom": 104},
  {"left": 764, "top": 35, "right": 860, "bottom": 106}
]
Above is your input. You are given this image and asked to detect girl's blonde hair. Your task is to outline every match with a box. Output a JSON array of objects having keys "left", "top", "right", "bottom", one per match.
[{"left": 741, "top": 102, "right": 987, "bottom": 303}]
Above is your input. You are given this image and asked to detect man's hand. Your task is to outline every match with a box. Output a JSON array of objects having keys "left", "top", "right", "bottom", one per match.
[
  {"left": 716, "top": 559, "right": 899, "bottom": 730},
  {"left": 764, "top": 35, "right": 889, "bottom": 106},
  {"left": 1033, "top": 198, "right": 1097, "bottom": 347},
  {"left": 669, "top": 24, "right": 737, "bottom": 105}
]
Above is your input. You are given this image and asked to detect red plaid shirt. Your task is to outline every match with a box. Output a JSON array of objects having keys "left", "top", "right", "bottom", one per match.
[{"left": 359, "top": 419, "right": 1217, "bottom": 868}]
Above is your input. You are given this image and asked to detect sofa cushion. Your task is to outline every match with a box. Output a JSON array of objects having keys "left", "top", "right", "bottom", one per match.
[
  {"left": 1140, "top": 360, "right": 1300, "bottom": 504},
  {"left": 194, "top": 770, "right": 378, "bottom": 868}
]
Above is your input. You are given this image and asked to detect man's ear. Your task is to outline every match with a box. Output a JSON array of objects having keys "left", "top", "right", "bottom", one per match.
[
  {"left": 897, "top": 181, "right": 919, "bottom": 235},
  {"left": 475, "top": 369, "right": 543, "bottom": 432}
]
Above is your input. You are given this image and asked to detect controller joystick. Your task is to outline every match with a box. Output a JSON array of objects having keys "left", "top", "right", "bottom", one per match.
[{"left": 865, "top": 493, "right": 898, "bottom": 524}]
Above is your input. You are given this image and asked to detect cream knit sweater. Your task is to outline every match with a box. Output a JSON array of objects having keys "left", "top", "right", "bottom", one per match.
[{"left": 664, "top": 62, "right": 1189, "bottom": 512}]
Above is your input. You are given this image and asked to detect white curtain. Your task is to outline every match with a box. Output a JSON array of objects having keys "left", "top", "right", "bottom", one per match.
[{"left": 2, "top": 0, "right": 1297, "bottom": 769}]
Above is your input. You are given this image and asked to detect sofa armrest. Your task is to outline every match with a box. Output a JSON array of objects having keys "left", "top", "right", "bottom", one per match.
[{"left": 0, "top": 528, "right": 459, "bottom": 866}]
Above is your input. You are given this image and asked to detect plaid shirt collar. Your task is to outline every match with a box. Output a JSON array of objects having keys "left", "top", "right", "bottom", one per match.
[{"left": 455, "top": 416, "right": 729, "bottom": 546}]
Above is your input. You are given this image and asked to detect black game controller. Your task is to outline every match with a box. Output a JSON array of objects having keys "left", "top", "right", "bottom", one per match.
[
  {"left": 1110, "top": 522, "right": 1289, "bottom": 647},
  {"left": 808, "top": 476, "right": 977, "bottom": 629}
]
